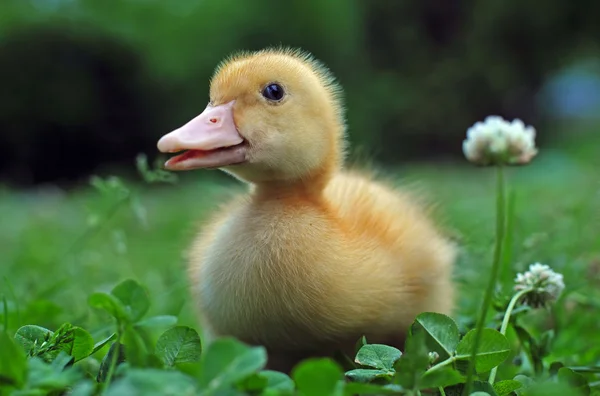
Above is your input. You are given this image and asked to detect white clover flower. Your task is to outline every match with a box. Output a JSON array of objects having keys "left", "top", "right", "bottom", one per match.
[
  {"left": 514, "top": 263, "right": 565, "bottom": 308},
  {"left": 462, "top": 115, "right": 538, "bottom": 166}
]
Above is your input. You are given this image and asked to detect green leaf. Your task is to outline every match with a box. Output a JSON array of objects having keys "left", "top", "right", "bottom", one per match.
[
  {"left": 513, "top": 324, "right": 544, "bottom": 375},
  {"left": 345, "top": 368, "right": 394, "bottom": 383},
  {"left": 69, "top": 380, "right": 97, "bottom": 396},
  {"left": 14, "top": 324, "right": 52, "bottom": 355},
  {"left": 0, "top": 331, "right": 26, "bottom": 388},
  {"left": 293, "top": 358, "right": 344, "bottom": 396},
  {"left": 14, "top": 324, "right": 93, "bottom": 362},
  {"left": 237, "top": 373, "right": 268, "bottom": 392},
  {"left": 65, "top": 326, "right": 95, "bottom": 362},
  {"left": 412, "top": 312, "right": 460, "bottom": 360},
  {"left": 52, "top": 351, "right": 75, "bottom": 371},
  {"left": 420, "top": 366, "right": 465, "bottom": 388},
  {"left": 354, "top": 344, "right": 402, "bottom": 370},
  {"left": 24, "top": 354, "right": 84, "bottom": 392},
  {"left": 493, "top": 379, "right": 522, "bottom": 396},
  {"left": 259, "top": 370, "right": 294, "bottom": 391},
  {"left": 512, "top": 374, "right": 535, "bottom": 395},
  {"left": 135, "top": 315, "right": 178, "bottom": 329},
  {"left": 393, "top": 331, "right": 430, "bottom": 389},
  {"left": 472, "top": 380, "right": 498, "bottom": 395},
  {"left": 88, "top": 292, "right": 128, "bottom": 322},
  {"left": 198, "top": 337, "right": 267, "bottom": 391},
  {"left": 455, "top": 329, "right": 511, "bottom": 373},
  {"left": 557, "top": 367, "right": 590, "bottom": 395},
  {"left": 92, "top": 333, "right": 117, "bottom": 355},
  {"left": 106, "top": 368, "right": 198, "bottom": 396},
  {"left": 344, "top": 382, "right": 404, "bottom": 395},
  {"left": 155, "top": 326, "right": 202, "bottom": 367},
  {"left": 111, "top": 279, "right": 150, "bottom": 322}
]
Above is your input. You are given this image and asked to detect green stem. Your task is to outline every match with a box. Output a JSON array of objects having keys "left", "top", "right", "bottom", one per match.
[
  {"left": 568, "top": 366, "right": 600, "bottom": 374},
  {"left": 488, "top": 288, "right": 532, "bottom": 384},
  {"left": 464, "top": 166, "right": 507, "bottom": 395},
  {"left": 101, "top": 329, "right": 123, "bottom": 394},
  {"left": 439, "top": 386, "right": 447, "bottom": 396},
  {"left": 426, "top": 356, "right": 455, "bottom": 373}
]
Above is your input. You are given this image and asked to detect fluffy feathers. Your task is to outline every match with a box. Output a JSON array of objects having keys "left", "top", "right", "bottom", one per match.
[{"left": 160, "top": 47, "right": 457, "bottom": 372}]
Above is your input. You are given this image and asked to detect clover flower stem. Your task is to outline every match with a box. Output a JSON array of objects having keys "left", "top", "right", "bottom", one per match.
[
  {"left": 488, "top": 287, "right": 533, "bottom": 384},
  {"left": 101, "top": 330, "right": 123, "bottom": 394},
  {"left": 439, "top": 387, "right": 447, "bottom": 396},
  {"left": 425, "top": 356, "right": 456, "bottom": 373},
  {"left": 464, "top": 165, "right": 507, "bottom": 395},
  {"left": 500, "top": 190, "right": 516, "bottom": 284}
]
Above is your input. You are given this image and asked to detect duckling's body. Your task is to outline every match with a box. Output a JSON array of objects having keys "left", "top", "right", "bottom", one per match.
[{"left": 157, "top": 48, "right": 456, "bottom": 372}]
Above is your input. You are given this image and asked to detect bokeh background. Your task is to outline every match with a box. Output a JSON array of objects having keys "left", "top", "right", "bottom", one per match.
[
  {"left": 1, "top": 0, "right": 600, "bottom": 369},
  {"left": 1, "top": 0, "right": 599, "bottom": 186}
]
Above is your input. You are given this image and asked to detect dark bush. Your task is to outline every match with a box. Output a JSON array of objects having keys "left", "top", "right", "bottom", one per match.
[
  {"left": 0, "top": 24, "right": 167, "bottom": 186},
  {"left": 1, "top": 0, "right": 598, "bottom": 185}
]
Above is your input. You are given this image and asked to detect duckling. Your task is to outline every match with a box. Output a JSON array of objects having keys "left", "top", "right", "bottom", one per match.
[{"left": 157, "top": 47, "right": 456, "bottom": 373}]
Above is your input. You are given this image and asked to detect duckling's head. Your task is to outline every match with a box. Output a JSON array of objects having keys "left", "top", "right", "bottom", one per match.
[{"left": 157, "top": 47, "right": 346, "bottom": 185}]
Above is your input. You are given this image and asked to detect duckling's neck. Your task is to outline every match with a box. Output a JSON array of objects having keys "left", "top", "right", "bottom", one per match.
[
  {"left": 253, "top": 176, "right": 328, "bottom": 202},
  {"left": 252, "top": 133, "right": 344, "bottom": 202}
]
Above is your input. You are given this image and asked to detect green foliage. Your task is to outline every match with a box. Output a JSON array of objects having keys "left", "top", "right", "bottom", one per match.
[
  {"left": 493, "top": 379, "right": 522, "bottom": 396},
  {"left": 455, "top": 329, "right": 511, "bottom": 373},
  {"left": 354, "top": 344, "right": 403, "bottom": 371},
  {"left": 1, "top": 132, "right": 599, "bottom": 394},
  {"left": 197, "top": 337, "right": 267, "bottom": 393},
  {"left": 412, "top": 312, "right": 460, "bottom": 361},
  {"left": 14, "top": 323, "right": 94, "bottom": 363},
  {"left": 107, "top": 369, "right": 198, "bottom": 396},
  {"left": 342, "top": 313, "right": 520, "bottom": 393},
  {"left": 293, "top": 359, "right": 344, "bottom": 396},
  {"left": 0, "top": 331, "right": 26, "bottom": 390},
  {"left": 155, "top": 326, "right": 202, "bottom": 367},
  {"left": 7, "top": 273, "right": 592, "bottom": 395}
]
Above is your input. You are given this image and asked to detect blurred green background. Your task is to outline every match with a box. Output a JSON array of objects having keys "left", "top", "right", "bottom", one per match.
[
  {"left": 1, "top": 0, "right": 600, "bottom": 185},
  {"left": 1, "top": 0, "right": 599, "bottom": 370}
]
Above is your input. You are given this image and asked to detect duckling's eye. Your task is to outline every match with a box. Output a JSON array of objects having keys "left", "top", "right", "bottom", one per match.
[{"left": 262, "top": 83, "right": 285, "bottom": 102}]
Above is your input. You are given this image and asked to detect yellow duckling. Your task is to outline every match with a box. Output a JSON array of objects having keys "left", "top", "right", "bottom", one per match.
[{"left": 157, "top": 47, "right": 456, "bottom": 372}]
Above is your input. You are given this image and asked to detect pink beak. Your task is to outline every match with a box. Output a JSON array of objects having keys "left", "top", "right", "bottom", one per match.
[{"left": 157, "top": 100, "right": 247, "bottom": 171}]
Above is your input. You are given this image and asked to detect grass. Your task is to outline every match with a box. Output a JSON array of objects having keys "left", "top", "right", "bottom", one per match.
[{"left": 0, "top": 128, "right": 599, "bottom": 395}]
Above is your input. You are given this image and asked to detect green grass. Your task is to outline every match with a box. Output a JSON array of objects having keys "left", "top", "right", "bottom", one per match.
[{"left": 1, "top": 130, "right": 599, "bottom": 395}]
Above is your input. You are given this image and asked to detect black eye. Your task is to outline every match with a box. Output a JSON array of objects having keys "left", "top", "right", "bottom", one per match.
[{"left": 262, "top": 83, "right": 285, "bottom": 101}]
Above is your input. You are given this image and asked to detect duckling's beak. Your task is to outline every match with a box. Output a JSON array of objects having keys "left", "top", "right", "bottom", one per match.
[{"left": 157, "top": 100, "right": 247, "bottom": 171}]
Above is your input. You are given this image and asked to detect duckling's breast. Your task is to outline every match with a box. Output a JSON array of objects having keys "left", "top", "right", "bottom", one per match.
[{"left": 194, "top": 200, "right": 352, "bottom": 349}]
